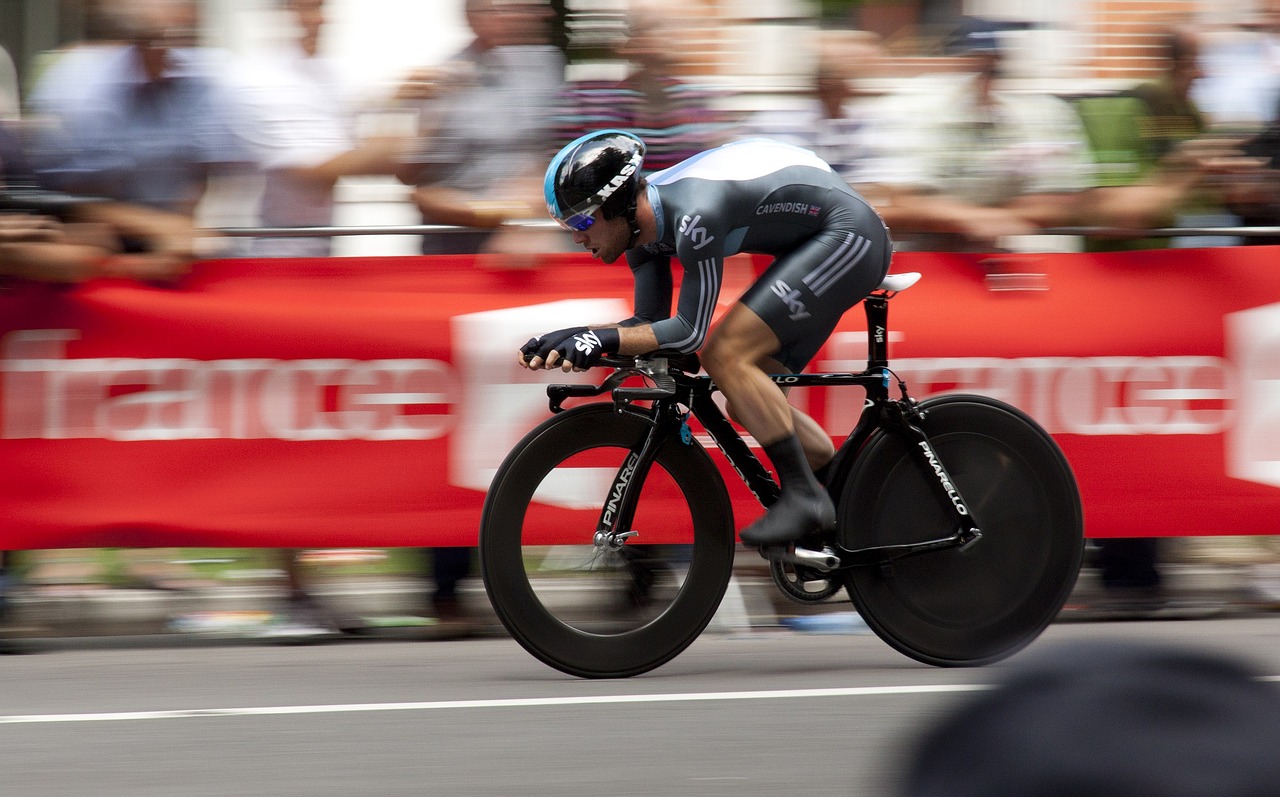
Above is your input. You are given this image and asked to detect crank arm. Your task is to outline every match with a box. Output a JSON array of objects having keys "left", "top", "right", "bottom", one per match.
[{"left": 841, "top": 527, "right": 981, "bottom": 567}]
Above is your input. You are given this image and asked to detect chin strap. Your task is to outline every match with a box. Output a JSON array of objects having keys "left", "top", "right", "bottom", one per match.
[{"left": 624, "top": 200, "right": 641, "bottom": 250}]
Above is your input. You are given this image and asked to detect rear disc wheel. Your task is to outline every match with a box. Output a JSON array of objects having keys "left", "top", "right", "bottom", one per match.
[{"left": 839, "top": 395, "right": 1084, "bottom": 666}]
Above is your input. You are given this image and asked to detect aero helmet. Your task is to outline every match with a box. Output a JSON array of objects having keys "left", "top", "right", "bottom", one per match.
[{"left": 544, "top": 129, "right": 646, "bottom": 232}]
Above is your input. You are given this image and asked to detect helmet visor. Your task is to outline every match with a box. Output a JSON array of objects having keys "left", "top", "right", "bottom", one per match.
[{"left": 552, "top": 199, "right": 601, "bottom": 232}]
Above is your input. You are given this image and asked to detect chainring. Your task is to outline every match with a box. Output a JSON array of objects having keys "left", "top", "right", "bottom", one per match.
[{"left": 769, "top": 558, "right": 844, "bottom": 604}]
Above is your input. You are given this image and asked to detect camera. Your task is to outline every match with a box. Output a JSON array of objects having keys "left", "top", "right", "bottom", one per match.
[{"left": 0, "top": 185, "right": 101, "bottom": 221}]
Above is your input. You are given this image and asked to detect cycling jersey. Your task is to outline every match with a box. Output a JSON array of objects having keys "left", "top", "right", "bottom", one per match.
[{"left": 623, "top": 138, "right": 892, "bottom": 372}]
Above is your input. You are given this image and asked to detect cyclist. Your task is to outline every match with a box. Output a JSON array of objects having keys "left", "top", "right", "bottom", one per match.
[{"left": 521, "top": 130, "right": 892, "bottom": 546}]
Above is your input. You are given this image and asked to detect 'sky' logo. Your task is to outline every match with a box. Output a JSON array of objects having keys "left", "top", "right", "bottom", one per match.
[
  {"left": 679, "top": 214, "right": 715, "bottom": 251},
  {"left": 771, "top": 279, "right": 810, "bottom": 321}
]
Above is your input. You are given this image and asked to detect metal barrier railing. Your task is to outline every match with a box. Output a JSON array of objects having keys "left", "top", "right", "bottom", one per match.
[
  {"left": 212, "top": 223, "right": 1280, "bottom": 240},
  {"left": 1040, "top": 226, "right": 1280, "bottom": 239},
  {"left": 213, "top": 221, "right": 559, "bottom": 238}
]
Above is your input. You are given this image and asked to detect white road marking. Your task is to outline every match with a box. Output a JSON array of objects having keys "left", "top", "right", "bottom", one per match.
[
  {"left": 0, "top": 684, "right": 991, "bottom": 725},
  {"left": 9, "top": 677, "right": 1280, "bottom": 725}
]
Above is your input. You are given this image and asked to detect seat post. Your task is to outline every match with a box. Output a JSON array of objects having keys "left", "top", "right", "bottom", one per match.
[{"left": 863, "top": 294, "right": 890, "bottom": 370}]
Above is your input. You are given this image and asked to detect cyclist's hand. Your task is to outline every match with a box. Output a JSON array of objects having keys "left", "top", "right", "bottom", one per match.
[
  {"left": 549, "top": 327, "right": 619, "bottom": 372},
  {"left": 519, "top": 336, "right": 543, "bottom": 365},
  {"left": 520, "top": 326, "right": 587, "bottom": 369}
]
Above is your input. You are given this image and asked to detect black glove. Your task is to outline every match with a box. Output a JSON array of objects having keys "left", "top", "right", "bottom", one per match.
[
  {"left": 521, "top": 327, "right": 588, "bottom": 363},
  {"left": 552, "top": 327, "right": 620, "bottom": 370}
]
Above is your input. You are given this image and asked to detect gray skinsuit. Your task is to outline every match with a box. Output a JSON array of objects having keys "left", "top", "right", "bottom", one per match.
[{"left": 622, "top": 138, "right": 893, "bottom": 372}]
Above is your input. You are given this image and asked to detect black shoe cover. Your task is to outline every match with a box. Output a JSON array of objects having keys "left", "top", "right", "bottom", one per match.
[{"left": 740, "top": 489, "right": 835, "bottom": 546}]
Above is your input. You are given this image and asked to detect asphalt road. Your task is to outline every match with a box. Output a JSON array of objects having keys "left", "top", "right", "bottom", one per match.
[{"left": 5, "top": 617, "right": 1280, "bottom": 797}]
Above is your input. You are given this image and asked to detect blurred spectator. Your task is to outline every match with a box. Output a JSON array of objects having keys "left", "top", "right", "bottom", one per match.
[
  {"left": 1076, "top": 25, "right": 1264, "bottom": 249},
  {"left": 28, "top": 0, "right": 250, "bottom": 218},
  {"left": 551, "top": 0, "right": 735, "bottom": 175},
  {"left": 1204, "top": 9, "right": 1280, "bottom": 247},
  {"left": 851, "top": 18, "right": 1254, "bottom": 273},
  {"left": 228, "top": 0, "right": 412, "bottom": 637},
  {"left": 1075, "top": 31, "right": 1192, "bottom": 238},
  {"left": 1074, "top": 26, "right": 1266, "bottom": 606},
  {"left": 1192, "top": 7, "right": 1280, "bottom": 131},
  {"left": 1234, "top": 103, "right": 1280, "bottom": 244},
  {"left": 19, "top": 0, "right": 250, "bottom": 598},
  {"left": 854, "top": 16, "right": 1094, "bottom": 252},
  {"left": 1072, "top": 89, "right": 1195, "bottom": 250},
  {"left": 1122, "top": 24, "right": 1256, "bottom": 248},
  {"left": 858, "top": 18, "right": 1260, "bottom": 611},
  {"left": 898, "top": 640, "right": 1280, "bottom": 796},
  {"left": 395, "top": 0, "right": 563, "bottom": 258},
  {"left": 395, "top": 0, "right": 563, "bottom": 633},
  {"left": 232, "top": 0, "right": 408, "bottom": 258},
  {"left": 1127, "top": 26, "right": 1209, "bottom": 163},
  {"left": 1, "top": 122, "right": 199, "bottom": 281},
  {"left": 739, "top": 30, "right": 882, "bottom": 183},
  {"left": 0, "top": 114, "right": 212, "bottom": 645}
]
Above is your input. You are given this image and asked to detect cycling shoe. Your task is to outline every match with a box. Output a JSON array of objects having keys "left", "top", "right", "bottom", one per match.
[{"left": 740, "top": 490, "right": 836, "bottom": 546}]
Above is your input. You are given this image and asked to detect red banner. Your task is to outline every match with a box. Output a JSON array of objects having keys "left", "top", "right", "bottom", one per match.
[{"left": 1, "top": 247, "right": 1278, "bottom": 549}]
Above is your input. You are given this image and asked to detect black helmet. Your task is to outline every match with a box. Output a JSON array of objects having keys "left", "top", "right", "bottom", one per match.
[{"left": 544, "top": 129, "right": 646, "bottom": 231}]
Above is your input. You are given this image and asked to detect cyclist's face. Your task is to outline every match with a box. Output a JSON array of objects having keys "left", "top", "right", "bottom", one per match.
[{"left": 571, "top": 211, "right": 628, "bottom": 264}]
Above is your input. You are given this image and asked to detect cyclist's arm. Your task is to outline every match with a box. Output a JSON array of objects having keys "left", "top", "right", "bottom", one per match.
[
  {"left": 569, "top": 320, "right": 662, "bottom": 357},
  {"left": 611, "top": 324, "right": 661, "bottom": 356},
  {"left": 620, "top": 252, "right": 673, "bottom": 326},
  {"left": 567, "top": 253, "right": 662, "bottom": 355},
  {"left": 644, "top": 240, "right": 722, "bottom": 354},
  {"left": 602, "top": 248, "right": 716, "bottom": 356}
]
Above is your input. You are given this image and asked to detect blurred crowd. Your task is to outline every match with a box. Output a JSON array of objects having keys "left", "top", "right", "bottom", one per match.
[{"left": 6, "top": 0, "right": 1280, "bottom": 640}]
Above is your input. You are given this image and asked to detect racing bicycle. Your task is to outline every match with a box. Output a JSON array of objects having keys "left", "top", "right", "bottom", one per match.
[{"left": 479, "top": 272, "right": 1084, "bottom": 678}]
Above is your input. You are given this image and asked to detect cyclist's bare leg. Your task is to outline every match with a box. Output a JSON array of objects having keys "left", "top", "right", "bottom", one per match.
[
  {"left": 723, "top": 360, "right": 834, "bottom": 471},
  {"left": 790, "top": 406, "right": 835, "bottom": 472},
  {"left": 702, "top": 305, "right": 793, "bottom": 446},
  {"left": 764, "top": 354, "right": 834, "bottom": 471},
  {"left": 703, "top": 304, "right": 835, "bottom": 546}
]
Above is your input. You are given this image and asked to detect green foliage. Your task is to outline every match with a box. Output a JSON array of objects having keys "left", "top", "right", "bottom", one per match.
[{"left": 814, "top": 0, "right": 869, "bottom": 23}]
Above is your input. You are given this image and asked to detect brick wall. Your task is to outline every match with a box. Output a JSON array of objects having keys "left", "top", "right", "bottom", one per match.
[{"left": 1086, "top": 0, "right": 1200, "bottom": 79}]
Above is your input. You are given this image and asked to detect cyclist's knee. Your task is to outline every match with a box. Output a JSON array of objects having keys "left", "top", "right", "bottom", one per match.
[
  {"left": 703, "top": 334, "right": 773, "bottom": 381},
  {"left": 706, "top": 327, "right": 752, "bottom": 381},
  {"left": 706, "top": 308, "right": 778, "bottom": 365},
  {"left": 700, "top": 336, "right": 737, "bottom": 380}
]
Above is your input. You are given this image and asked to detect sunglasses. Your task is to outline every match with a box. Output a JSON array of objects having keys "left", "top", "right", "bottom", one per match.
[{"left": 552, "top": 199, "right": 601, "bottom": 232}]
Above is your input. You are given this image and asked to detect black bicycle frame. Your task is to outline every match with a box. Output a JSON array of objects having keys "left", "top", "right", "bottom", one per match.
[{"left": 554, "top": 292, "right": 982, "bottom": 567}]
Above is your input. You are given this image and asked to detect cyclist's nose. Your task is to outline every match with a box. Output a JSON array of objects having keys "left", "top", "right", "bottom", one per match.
[{"left": 572, "top": 230, "right": 589, "bottom": 245}]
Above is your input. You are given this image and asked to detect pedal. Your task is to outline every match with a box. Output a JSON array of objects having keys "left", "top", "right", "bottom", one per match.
[{"left": 759, "top": 544, "right": 841, "bottom": 574}]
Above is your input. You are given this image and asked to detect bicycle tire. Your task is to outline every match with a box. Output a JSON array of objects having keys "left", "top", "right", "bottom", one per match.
[
  {"left": 480, "top": 403, "right": 736, "bottom": 678},
  {"left": 838, "top": 394, "right": 1084, "bottom": 667}
]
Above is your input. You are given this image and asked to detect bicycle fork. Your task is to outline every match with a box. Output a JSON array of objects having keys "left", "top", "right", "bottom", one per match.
[{"left": 591, "top": 411, "right": 676, "bottom": 552}]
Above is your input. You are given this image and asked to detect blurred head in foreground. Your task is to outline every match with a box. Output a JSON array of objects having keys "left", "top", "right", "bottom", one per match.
[
  {"left": 900, "top": 640, "right": 1280, "bottom": 797},
  {"left": 943, "top": 15, "right": 1006, "bottom": 80}
]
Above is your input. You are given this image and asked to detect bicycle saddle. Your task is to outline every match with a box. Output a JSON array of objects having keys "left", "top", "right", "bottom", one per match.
[{"left": 877, "top": 272, "right": 921, "bottom": 293}]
